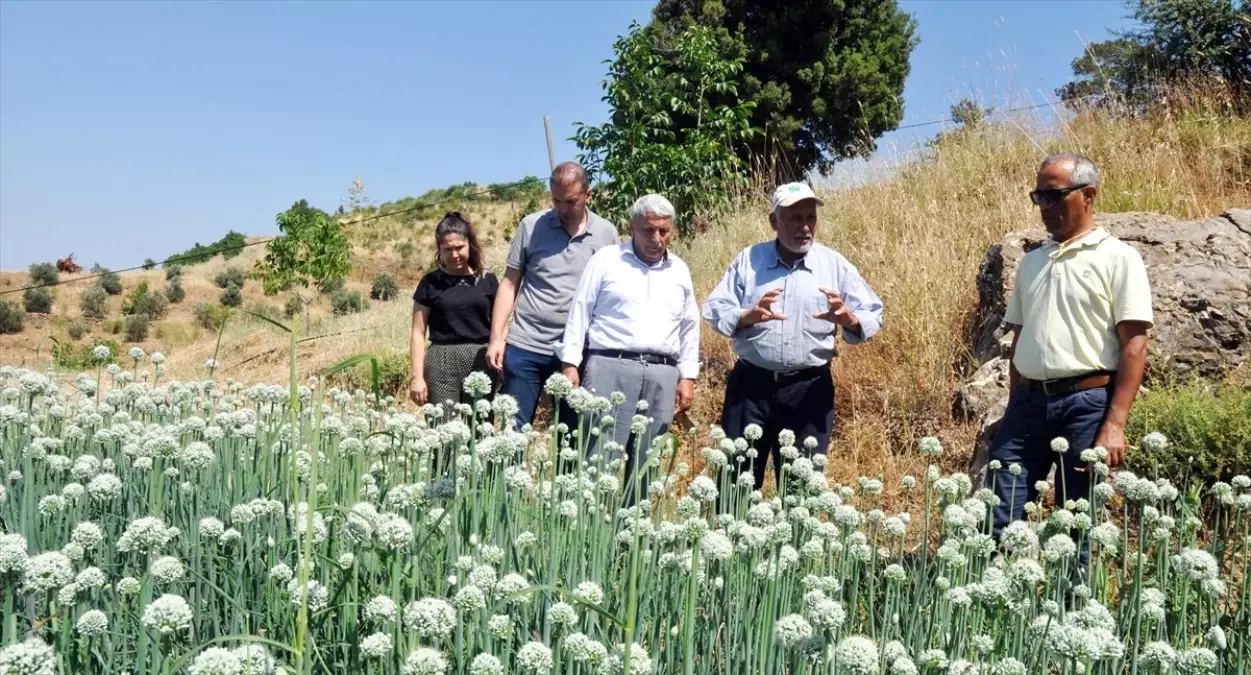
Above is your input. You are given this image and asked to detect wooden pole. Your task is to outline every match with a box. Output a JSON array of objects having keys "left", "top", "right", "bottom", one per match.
[{"left": 543, "top": 115, "right": 557, "bottom": 171}]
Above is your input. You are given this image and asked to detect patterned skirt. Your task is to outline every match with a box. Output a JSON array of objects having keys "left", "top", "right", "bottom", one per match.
[{"left": 424, "top": 342, "right": 497, "bottom": 407}]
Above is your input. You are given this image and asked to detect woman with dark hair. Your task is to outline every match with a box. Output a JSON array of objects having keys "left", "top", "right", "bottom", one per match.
[{"left": 410, "top": 212, "right": 499, "bottom": 407}]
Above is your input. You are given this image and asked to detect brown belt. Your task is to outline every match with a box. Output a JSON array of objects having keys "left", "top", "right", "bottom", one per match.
[{"left": 1023, "top": 371, "right": 1115, "bottom": 396}]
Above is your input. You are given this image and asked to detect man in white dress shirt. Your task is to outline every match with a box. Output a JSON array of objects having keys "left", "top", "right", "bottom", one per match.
[{"left": 559, "top": 194, "right": 700, "bottom": 479}]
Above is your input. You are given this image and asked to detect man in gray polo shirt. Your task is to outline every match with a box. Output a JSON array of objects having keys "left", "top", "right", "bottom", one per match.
[{"left": 486, "top": 161, "right": 619, "bottom": 430}]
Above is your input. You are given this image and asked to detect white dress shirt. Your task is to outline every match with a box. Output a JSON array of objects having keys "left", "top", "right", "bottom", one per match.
[{"left": 560, "top": 242, "right": 701, "bottom": 380}]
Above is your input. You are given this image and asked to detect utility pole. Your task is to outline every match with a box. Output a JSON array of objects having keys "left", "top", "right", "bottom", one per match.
[{"left": 543, "top": 115, "right": 557, "bottom": 171}]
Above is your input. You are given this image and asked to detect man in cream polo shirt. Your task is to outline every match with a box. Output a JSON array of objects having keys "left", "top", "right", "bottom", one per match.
[{"left": 988, "top": 153, "right": 1153, "bottom": 550}]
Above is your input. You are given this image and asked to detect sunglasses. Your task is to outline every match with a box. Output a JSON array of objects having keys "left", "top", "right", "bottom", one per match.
[{"left": 1029, "top": 184, "right": 1089, "bottom": 206}]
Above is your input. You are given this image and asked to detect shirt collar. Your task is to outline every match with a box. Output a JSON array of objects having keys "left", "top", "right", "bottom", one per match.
[
  {"left": 1046, "top": 227, "right": 1110, "bottom": 257},
  {"left": 624, "top": 241, "right": 669, "bottom": 268},
  {"left": 768, "top": 239, "right": 811, "bottom": 270}
]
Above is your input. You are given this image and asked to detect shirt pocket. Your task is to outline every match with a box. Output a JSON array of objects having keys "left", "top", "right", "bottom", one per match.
[{"left": 803, "top": 294, "right": 835, "bottom": 337}]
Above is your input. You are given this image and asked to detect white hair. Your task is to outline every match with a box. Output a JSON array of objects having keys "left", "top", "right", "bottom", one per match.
[
  {"left": 628, "top": 194, "right": 676, "bottom": 223},
  {"left": 1040, "top": 153, "right": 1099, "bottom": 187}
]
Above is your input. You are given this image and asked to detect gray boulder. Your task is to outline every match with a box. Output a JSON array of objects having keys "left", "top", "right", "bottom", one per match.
[{"left": 960, "top": 208, "right": 1251, "bottom": 484}]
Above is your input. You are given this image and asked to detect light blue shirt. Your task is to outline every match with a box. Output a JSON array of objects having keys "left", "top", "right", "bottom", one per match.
[{"left": 701, "top": 240, "right": 884, "bottom": 371}]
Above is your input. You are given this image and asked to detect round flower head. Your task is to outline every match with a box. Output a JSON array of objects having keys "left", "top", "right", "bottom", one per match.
[
  {"left": 142, "top": 593, "right": 194, "bottom": 635},
  {"left": 516, "top": 641, "right": 553, "bottom": 674},
  {"left": 469, "top": 653, "right": 505, "bottom": 675},
  {"left": 0, "top": 638, "right": 57, "bottom": 675},
  {"left": 23, "top": 551, "right": 73, "bottom": 593},
  {"left": 0, "top": 533, "right": 29, "bottom": 576},
  {"left": 1050, "top": 437, "right": 1069, "bottom": 453},
  {"left": 187, "top": 647, "right": 242, "bottom": 675},
  {"left": 150, "top": 556, "right": 186, "bottom": 584},
  {"left": 1174, "top": 647, "right": 1218, "bottom": 675},
  {"left": 360, "top": 632, "right": 393, "bottom": 659},
  {"left": 688, "top": 475, "right": 718, "bottom": 503},
  {"left": 743, "top": 424, "right": 763, "bottom": 441},
  {"left": 76, "top": 610, "right": 108, "bottom": 637},
  {"left": 403, "top": 597, "right": 457, "bottom": 639},
  {"left": 543, "top": 373, "right": 573, "bottom": 398},
  {"left": 919, "top": 436, "right": 943, "bottom": 456},
  {"left": 402, "top": 648, "right": 449, "bottom": 675},
  {"left": 547, "top": 601, "right": 578, "bottom": 627},
  {"left": 463, "top": 372, "right": 493, "bottom": 398},
  {"left": 773, "top": 614, "right": 813, "bottom": 648},
  {"left": 833, "top": 635, "right": 879, "bottom": 675},
  {"left": 1141, "top": 431, "right": 1168, "bottom": 452},
  {"left": 92, "top": 345, "right": 112, "bottom": 362},
  {"left": 118, "top": 577, "right": 142, "bottom": 595}
]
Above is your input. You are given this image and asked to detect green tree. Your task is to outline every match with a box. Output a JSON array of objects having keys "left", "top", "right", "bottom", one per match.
[
  {"left": 1058, "top": 0, "right": 1251, "bottom": 108},
  {"left": 256, "top": 199, "right": 351, "bottom": 330},
  {"left": 650, "top": 0, "right": 918, "bottom": 177},
  {"left": 574, "top": 22, "right": 761, "bottom": 236}
]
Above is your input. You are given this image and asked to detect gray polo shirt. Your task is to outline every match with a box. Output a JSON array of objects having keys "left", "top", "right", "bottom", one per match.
[{"left": 506, "top": 208, "right": 619, "bottom": 355}]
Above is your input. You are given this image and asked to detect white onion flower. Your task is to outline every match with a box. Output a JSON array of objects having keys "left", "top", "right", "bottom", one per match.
[
  {"left": 773, "top": 614, "right": 813, "bottom": 648},
  {"left": 516, "top": 641, "right": 553, "bottom": 674},
  {"left": 23, "top": 551, "right": 73, "bottom": 593},
  {"left": 76, "top": 610, "right": 108, "bottom": 637},
  {"left": 187, "top": 647, "right": 241, "bottom": 675},
  {"left": 402, "top": 647, "right": 449, "bottom": 675},
  {"left": 403, "top": 597, "right": 457, "bottom": 639},
  {"left": 833, "top": 635, "right": 879, "bottom": 675},
  {"left": 142, "top": 593, "right": 194, "bottom": 635},
  {"left": 360, "top": 633, "right": 392, "bottom": 659},
  {"left": 0, "top": 638, "right": 56, "bottom": 675},
  {"left": 469, "top": 653, "right": 505, "bottom": 675}
]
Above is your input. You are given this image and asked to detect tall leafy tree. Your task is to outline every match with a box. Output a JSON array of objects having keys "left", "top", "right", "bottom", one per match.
[
  {"left": 256, "top": 200, "right": 351, "bottom": 330},
  {"left": 574, "top": 22, "right": 759, "bottom": 236},
  {"left": 651, "top": 0, "right": 918, "bottom": 178},
  {"left": 1059, "top": 0, "right": 1250, "bottom": 108}
]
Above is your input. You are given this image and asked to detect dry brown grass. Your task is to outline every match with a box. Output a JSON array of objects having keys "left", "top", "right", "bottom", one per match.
[{"left": 1, "top": 95, "right": 1247, "bottom": 505}]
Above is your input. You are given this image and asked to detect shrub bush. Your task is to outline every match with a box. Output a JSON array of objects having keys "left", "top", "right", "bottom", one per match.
[
  {"left": 214, "top": 267, "right": 246, "bottom": 289},
  {"left": 246, "top": 303, "right": 281, "bottom": 323},
  {"left": 283, "top": 295, "right": 303, "bottom": 319},
  {"left": 106, "top": 318, "right": 124, "bottom": 335},
  {"left": 193, "top": 302, "right": 229, "bottom": 331},
  {"left": 1127, "top": 379, "right": 1251, "bottom": 485},
  {"left": 142, "top": 258, "right": 156, "bottom": 271},
  {"left": 124, "top": 314, "right": 149, "bottom": 342},
  {"left": 53, "top": 339, "right": 121, "bottom": 370},
  {"left": 318, "top": 275, "right": 346, "bottom": 294},
  {"left": 122, "top": 282, "right": 169, "bottom": 319},
  {"left": 164, "top": 264, "right": 184, "bottom": 281},
  {"left": 80, "top": 285, "right": 110, "bottom": 320},
  {"left": 29, "top": 262, "right": 58, "bottom": 286},
  {"left": 395, "top": 240, "right": 415, "bottom": 260},
  {"left": 327, "top": 349, "right": 409, "bottom": 399},
  {"left": 370, "top": 274, "right": 399, "bottom": 301},
  {"left": 331, "top": 289, "right": 367, "bottom": 315},
  {"left": 67, "top": 320, "right": 87, "bottom": 341},
  {"left": 0, "top": 299, "right": 24, "bottom": 334},
  {"left": 89, "top": 264, "right": 123, "bottom": 296},
  {"left": 165, "top": 278, "right": 186, "bottom": 304},
  {"left": 220, "top": 283, "right": 243, "bottom": 308},
  {"left": 23, "top": 287, "right": 53, "bottom": 314}
]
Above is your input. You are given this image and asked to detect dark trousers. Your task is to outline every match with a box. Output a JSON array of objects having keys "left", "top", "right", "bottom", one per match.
[
  {"left": 500, "top": 343, "right": 577, "bottom": 432},
  {"left": 720, "top": 360, "right": 835, "bottom": 490},
  {"left": 987, "top": 383, "right": 1110, "bottom": 571}
]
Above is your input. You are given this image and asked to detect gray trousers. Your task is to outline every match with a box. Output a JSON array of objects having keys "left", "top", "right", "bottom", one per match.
[{"left": 582, "top": 354, "right": 678, "bottom": 491}]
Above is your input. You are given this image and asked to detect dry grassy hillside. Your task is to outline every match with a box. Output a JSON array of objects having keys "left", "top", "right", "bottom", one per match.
[{"left": 1, "top": 95, "right": 1248, "bottom": 494}]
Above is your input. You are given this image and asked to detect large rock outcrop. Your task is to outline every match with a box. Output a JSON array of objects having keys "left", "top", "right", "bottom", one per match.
[{"left": 959, "top": 208, "right": 1251, "bottom": 483}]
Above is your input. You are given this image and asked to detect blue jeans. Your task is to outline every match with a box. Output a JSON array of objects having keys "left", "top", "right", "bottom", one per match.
[
  {"left": 500, "top": 344, "right": 576, "bottom": 431},
  {"left": 987, "top": 383, "right": 1110, "bottom": 570}
]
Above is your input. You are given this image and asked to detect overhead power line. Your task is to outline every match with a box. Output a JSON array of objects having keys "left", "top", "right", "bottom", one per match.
[
  {"left": 1, "top": 178, "right": 542, "bottom": 296},
  {"left": 891, "top": 94, "right": 1094, "bottom": 132}
]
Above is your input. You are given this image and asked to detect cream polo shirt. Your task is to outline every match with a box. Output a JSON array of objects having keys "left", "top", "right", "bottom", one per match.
[{"left": 1005, "top": 227, "right": 1153, "bottom": 381}]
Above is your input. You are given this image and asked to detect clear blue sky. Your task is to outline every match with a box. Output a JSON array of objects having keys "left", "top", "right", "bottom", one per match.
[{"left": 0, "top": 0, "right": 1134, "bottom": 270}]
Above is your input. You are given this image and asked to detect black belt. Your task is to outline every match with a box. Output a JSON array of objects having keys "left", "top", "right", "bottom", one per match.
[
  {"left": 738, "top": 359, "right": 828, "bottom": 383},
  {"left": 1023, "top": 371, "right": 1115, "bottom": 396},
  {"left": 586, "top": 349, "right": 677, "bottom": 367}
]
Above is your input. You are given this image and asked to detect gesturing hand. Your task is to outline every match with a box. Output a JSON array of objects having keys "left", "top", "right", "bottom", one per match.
[
  {"left": 739, "top": 288, "right": 787, "bottom": 328},
  {"left": 674, "top": 379, "right": 694, "bottom": 413},
  {"left": 813, "top": 287, "right": 859, "bottom": 330}
]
